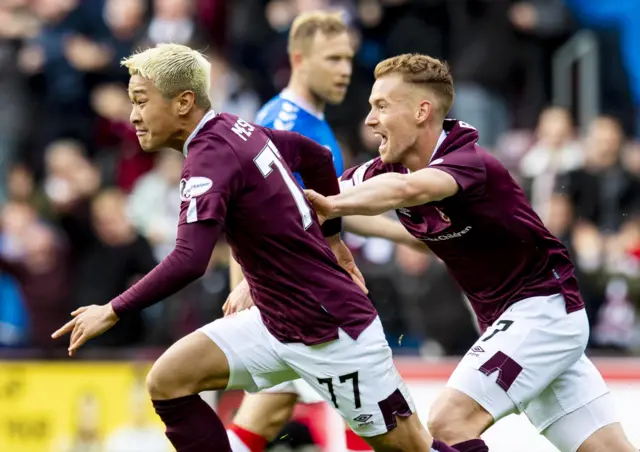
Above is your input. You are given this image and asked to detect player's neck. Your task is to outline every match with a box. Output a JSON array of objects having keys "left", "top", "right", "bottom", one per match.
[
  {"left": 402, "top": 123, "right": 444, "bottom": 172},
  {"left": 285, "top": 77, "right": 325, "bottom": 114},
  {"left": 170, "top": 109, "right": 210, "bottom": 152}
]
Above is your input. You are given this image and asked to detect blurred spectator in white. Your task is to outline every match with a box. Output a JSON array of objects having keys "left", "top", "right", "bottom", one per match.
[
  {"left": 208, "top": 51, "right": 261, "bottom": 120},
  {"left": 519, "top": 107, "right": 582, "bottom": 222},
  {"left": 43, "top": 139, "right": 101, "bottom": 214},
  {"left": 560, "top": 116, "right": 640, "bottom": 233},
  {"left": 128, "top": 150, "right": 183, "bottom": 261},
  {"left": 145, "top": 0, "right": 205, "bottom": 47}
]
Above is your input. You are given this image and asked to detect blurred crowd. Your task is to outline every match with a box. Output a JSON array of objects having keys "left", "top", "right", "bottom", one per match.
[{"left": 1, "top": 0, "right": 640, "bottom": 358}]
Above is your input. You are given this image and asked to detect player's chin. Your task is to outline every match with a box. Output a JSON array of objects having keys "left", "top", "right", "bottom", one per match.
[
  {"left": 327, "top": 93, "right": 347, "bottom": 105},
  {"left": 137, "top": 136, "right": 161, "bottom": 152}
]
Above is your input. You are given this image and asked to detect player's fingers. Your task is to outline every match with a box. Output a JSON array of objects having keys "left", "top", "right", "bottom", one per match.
[
  {"left": 70, "top": 306, "right": 90, "bottom": 317},
  {"left": 70, "top": 324, "right": 84, "bottom": 348},
  {"left": 51, "top": 318, "right": 76, "bottom": 339},
  {"left": 352, "top": 264, "right": 366, "bottom": 285},
  {"left": 69, "top": 334, "right": 86, "bottom": 357},
  {"left": 351, "top": 273, "right": 368, "bottom": 294},
  {"left": 222, "top": 299, "right": 230, "bottom": 316},
  {"left": 303, "top": 189, "right": 320, "bottom": 204}
]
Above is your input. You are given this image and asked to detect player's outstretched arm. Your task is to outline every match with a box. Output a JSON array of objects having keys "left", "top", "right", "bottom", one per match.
[
  {"left": 52, "top": 221, "right": 222, "bottom": 355},
  {"left": 265, "top": 128, "right": 342, "bottom": 237},
  {"left": 343, "top": 215, "right": 429, "bottom": 252},
  {"left": 307, "top": 168, "right": 459, "bottom": 219}
]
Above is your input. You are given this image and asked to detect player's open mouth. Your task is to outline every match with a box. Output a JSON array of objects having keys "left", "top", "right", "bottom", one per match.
[{"left": 374, "top": 132, "right": 388, "bottom": 149}]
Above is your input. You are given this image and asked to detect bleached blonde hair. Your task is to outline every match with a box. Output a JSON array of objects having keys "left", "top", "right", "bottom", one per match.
[{"left": 121, "top": 43, "right": 212, "bottom": 110}]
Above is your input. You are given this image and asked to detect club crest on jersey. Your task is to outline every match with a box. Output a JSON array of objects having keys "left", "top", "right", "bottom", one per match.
[{"left": 180, "top": 177, "right": 213, "bottom": 201}]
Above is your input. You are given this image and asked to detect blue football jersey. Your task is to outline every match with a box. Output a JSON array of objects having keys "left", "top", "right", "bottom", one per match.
[{"left": 255, "top": 90, "right": 344, "bottom": 186}]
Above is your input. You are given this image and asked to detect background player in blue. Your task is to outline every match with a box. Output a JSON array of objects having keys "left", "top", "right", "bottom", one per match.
[{"left": 224, "top": 11, "right": 429, "bottom": 452}]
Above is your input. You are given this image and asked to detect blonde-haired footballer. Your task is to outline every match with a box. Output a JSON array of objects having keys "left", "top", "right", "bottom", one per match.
[
  {"left": 305, "top": 53, "right": 637, "bottom": 452},
  {"left": 52, "top": 43, "right": 458, "bottom": 452},
  {"left": 224, "top": 12, "right": 427, "bottom": 452}
]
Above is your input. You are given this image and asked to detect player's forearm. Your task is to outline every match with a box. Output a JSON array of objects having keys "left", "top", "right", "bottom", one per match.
[
  {"left": 343, "top": 215, "right": 429, "bottom": 252},
  {"left": 330, "top": 173, "right": 421, "bottom": 217},
  {"left": 110, "top": 221, "right": 221, "bottom": 317}
]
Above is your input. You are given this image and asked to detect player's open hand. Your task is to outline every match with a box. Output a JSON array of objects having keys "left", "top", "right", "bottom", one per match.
[
  {"left": 223, "top": 279, "right": 255, "bottom": 316},
  {"left": 51, "top": 304, "right": 119, "bottom": 356},
  {"left": 304, "top": 189, "right": 334, "bottom": 225},
  {"left": 327, "top": 235, "right": 368, "bottom": 294}
]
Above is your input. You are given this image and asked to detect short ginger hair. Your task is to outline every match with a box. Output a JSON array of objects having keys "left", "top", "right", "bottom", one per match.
[
  {"left": 375, "top": 53, "right": 454, "bottom": 118},
  {"left": 288, "top": 10, "right": 348, "bottom": 55},
  {"left": 121, "top": 43, "right": 212, "bottom": 110}
]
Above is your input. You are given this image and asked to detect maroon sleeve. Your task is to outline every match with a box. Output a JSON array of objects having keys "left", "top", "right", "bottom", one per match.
[
  {"left": 110, "top": 221, "right": 222, "bottom": 317},
  {"left": 427, "top": 146, "right": 486, "bottom": 196},
  {"left": 264, "top": 128, "right": 342, "bottom": 237},
  {"left": 179, "top": 134, "right": 243, "bottom": 226}
]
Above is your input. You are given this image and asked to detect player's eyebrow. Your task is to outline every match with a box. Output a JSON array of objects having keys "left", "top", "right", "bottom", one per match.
[{"left": 131, "top": 88, "right": 147, "bottom": 96}]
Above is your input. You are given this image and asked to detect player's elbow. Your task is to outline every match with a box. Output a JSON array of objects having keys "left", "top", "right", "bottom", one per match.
[{"left": 173, "top": 247, "right": 209, "bottom": 281}]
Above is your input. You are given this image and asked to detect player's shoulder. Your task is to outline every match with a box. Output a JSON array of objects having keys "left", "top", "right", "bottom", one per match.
[
  {"left": 183, "top": 111, "right": 271, "bottom": 171},
  {"left": 255, "top": 93, "right": 306, "bottom": 131},
  {"left": 432, "top": 119, "right": 494, "bottom": 167}
]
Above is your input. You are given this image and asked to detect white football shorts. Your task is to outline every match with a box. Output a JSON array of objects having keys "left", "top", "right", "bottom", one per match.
[
  {"left": 199, "top": 307, "right": 415, "bottom": 437},
  {"left": 447, "top": 293, "right": 615, "bottom": 451}
]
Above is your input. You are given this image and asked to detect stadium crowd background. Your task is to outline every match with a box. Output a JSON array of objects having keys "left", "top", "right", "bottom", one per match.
[{"left": 1, "top": 0, "right": 640, "bottom": 360}]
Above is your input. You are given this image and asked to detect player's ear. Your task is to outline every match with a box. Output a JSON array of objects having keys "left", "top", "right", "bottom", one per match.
[
  {"left": 177, "top": 91, "right": 196, "bottom": 116},
  {"left": 290, "top": 50, "right": 305, "bottom": 70},
  {"left": 416, "top": 99, "right": 432, "bottom": 124}
]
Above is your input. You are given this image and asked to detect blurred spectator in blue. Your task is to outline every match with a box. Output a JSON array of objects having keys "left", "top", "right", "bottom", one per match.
[
  {"left": 564, "top": 0, "right": 640, "bottom": 137},
  {"left": 0, "top": 204, "right": 70, "bottom": 351}
]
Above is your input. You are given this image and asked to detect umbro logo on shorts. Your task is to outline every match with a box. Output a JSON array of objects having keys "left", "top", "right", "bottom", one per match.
[
  {"left": 353, "top": 414, "right": 373, "bottom": 423},
  {"left": 468, "top": 345, "right": 486, "bottom": 357}
]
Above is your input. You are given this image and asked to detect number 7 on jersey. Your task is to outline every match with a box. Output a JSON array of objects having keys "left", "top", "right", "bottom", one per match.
[{"left": 254, "top": 140, "right": 313, "bottom": 229}]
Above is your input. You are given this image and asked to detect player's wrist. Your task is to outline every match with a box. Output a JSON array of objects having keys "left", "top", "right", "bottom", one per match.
[{"left": 108, "top": 299, "right": 123, "bottom": 319}]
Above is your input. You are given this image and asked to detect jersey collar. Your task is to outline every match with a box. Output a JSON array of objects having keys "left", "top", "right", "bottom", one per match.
[
  {"left": 406, "top": 130, "right": 448, "bottom": 174},
  {"left": 183, "top": 109, "right": 217, "bottom": 157},
  {"left": 280, "top": 89, "right": 325, "bottom": 120},
  {"left": 429, "top": 130, "right": 449, "bottom": 163}
]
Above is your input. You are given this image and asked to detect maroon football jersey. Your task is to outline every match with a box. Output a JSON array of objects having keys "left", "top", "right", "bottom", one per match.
[
  {"left": 340, "top": 119, "right": 584, "bottom": 331},
  {"left": 180, "top": 111, "right": 377, "bottom": 345}
]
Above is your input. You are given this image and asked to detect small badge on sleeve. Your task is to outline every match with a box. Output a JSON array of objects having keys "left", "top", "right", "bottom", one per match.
[{"left": 180, "top": 177, "right": 213, "bottom": 201}]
